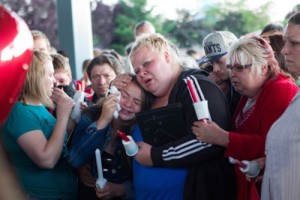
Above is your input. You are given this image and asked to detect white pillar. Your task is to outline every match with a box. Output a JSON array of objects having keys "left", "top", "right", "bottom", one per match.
[{"left": 57, "top": 0, "right": 93, "bottom": 80}]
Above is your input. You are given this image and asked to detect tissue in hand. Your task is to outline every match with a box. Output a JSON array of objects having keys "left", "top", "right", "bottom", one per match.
[
  {"left": 108, "top": 86, "right": 121, "bottom": 119},
  {"left": 70, "top": 91, "right": 85, "bottom": 122}
]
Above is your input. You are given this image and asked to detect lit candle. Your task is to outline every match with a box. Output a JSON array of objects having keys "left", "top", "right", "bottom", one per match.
[{"left": 187, "top": 79, "right": 199, "bottom": 103}]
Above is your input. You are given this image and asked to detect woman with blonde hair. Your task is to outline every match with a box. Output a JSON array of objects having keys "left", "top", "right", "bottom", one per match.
[
  {"left": 113, "top": 33, "right": 236, "bottom": 200},
  {"left": 2, "top": 51, "right": 78, "bottom": 199},
  {"left": 31, "top": 30, "right": 51, "bottom": 54}
]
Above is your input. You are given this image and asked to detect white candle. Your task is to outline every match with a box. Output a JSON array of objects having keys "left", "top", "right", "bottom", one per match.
[
  {"left": 95, "top": 149, "right": 107, "bottom": 188},
  {"left": 95, "top": 149, "right": 104, "bottom": 181}
]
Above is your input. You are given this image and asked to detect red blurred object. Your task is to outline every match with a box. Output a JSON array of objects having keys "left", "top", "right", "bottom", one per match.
[
  {"left": 186, "top": 79, "right": 199, "bottom": 103},
  {"left": 249, "top": 180, "right": 260, "bottom": 200},
  {"left": 229, "top": 157, "right": 247, "bottom": 168},
  {"left": 0, "top": 6, "right": 33, "bottom": 125},
  {"left": 117, "top": 130, "right": 130, "bottom": 142}
]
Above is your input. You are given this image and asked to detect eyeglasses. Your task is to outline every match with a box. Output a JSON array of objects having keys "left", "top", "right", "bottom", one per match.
[{"left": 226, "top": 63, "right": 252, "bottom": 72}]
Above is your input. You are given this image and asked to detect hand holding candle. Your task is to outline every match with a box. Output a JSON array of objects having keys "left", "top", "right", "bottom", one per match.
[
  {"left": 118, "top": 130, "right": 138, "bottom": 156},
  {"left": 95, "top": 149, "right": 107, "bottom": 189},
  {"left": 229, "top": 157, "right": 260, "bottom": 178}
]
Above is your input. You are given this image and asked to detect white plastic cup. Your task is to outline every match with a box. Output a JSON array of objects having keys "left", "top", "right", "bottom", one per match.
[
  {"left": 239, "top": 160, "right": 260, "bottom": 178},
  {"left": 193, "top": 100, "right": 211, "bottom": 121},
  {"left": 122, "top": 136, "right": 138, "bottom": 156}
]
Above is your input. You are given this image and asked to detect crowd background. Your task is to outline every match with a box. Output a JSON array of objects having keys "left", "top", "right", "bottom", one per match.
[{"left": 1, "top": 1, "right": 300, "bottom": 200}]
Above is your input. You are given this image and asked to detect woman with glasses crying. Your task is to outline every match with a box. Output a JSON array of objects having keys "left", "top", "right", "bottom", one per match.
[{"left": 191, "top": 36, "right": 298, "bottom": 200}]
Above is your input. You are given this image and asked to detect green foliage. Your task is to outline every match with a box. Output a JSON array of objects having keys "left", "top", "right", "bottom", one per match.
[
  {"left": 167, "top": 10, "right": 211, "bottom": 48},
  {"left": 4, "top": 0, "right": 291, "bottom": 55},
  {"left": 203, "top": 0, "right": 271, "bottom": 37},
  {"left": 112, "top": 0, "right": 153, "bottom": 53},
  {"left": 283, "top": 3, "right": 300, "bottom": 25},
  {"left": 111, "top": 0, "right": 176, "bottom": 54}
]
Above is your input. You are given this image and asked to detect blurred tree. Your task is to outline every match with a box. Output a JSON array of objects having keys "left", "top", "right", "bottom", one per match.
[
  {"left": 91, "top": 2, "right": 115, "bottom": 49},
  {"left": 110, "top": 0, "right": 176, "bottom": 54},
  {"left": 2, "top": 0, "right": 58, "bottom": 48},
  {"left": 164, "top": 0, "right": 275, "bottom": 51},
  {"left": 285, "top": 3, "right": 300, "bottom": 22},
  {"left": 167, "top": 9, "right": 211, "bottom": 49},
  {"left": 3, "top": 0, "right": 287, "bottom": 55},
  {"left": 204, "top": 0, "right": 271, "bottom": 37}
]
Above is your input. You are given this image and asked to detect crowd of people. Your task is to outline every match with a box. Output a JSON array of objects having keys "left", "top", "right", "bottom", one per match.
[{"left": 1, "top": 7, "right": 300, "bottom": 200}]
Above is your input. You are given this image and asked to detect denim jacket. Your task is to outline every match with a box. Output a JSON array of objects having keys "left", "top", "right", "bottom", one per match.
[{"left": 68, "top": 114, "right": 134, "bottom": 199}]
